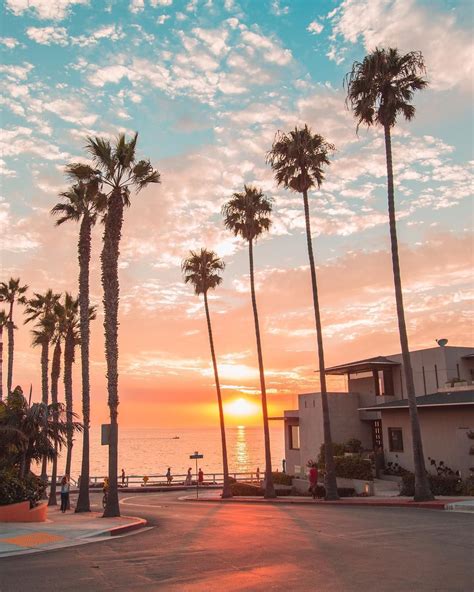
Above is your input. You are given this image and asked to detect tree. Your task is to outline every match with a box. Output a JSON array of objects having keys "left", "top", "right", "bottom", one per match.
[
  {"left": 345, "top": 47, "right": 433, "bottom": 501},
  {"left": 51, "top": 181, "right": 104, "bottom": 512},
  {"left": 182, "top": 249, "right": 232, "bottom": 499},
  {"left": 222, "top": 185, "right": 276, "bottom": 499},
  {"left": 267, "top": 126, "right": 339, "bottom": 500},
  {"left": 0, "top": 279, "right": 28, "bottom": 395},
  {"left": 67, "top": 133, "right": 160, "bottom": 517},
  {"left": 47, "top": 301, "right": 66, "bottom": 506},
  {"left": 0, "top": 310, "right": 8, "bottom": 401},
  {"left": 24, "top": 290, "right": 61, "bottom": 486}
]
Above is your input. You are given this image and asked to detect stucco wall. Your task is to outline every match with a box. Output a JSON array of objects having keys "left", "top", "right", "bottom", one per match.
[{"left": 381, "top": 406, "right": 474, "bottom": 477}]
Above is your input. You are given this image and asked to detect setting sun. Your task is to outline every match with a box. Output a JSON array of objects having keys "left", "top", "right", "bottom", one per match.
[{"left": 224, "top": 397, "right": 260, "bottom": 418}]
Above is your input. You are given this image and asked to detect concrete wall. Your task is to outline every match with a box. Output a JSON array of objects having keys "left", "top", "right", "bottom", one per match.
[
  {"left": 293, "top": 393, "right": 372, "bottom": 475},
  {"left": 381, "top": 406, "right": 474, "bottom": 478}
]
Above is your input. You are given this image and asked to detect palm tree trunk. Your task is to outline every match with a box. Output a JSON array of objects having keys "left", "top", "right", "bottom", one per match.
[
  {"left": 76, "top": 216, "right": 92, "bottom": 513},
  {"left": 302, "top": 189, "right": 339, "bottom": 500},
  {"left": 48, "top": 340, "right": 61, "bottom": 506},
  {"left": 248, "top": 238, "right": 276, "bottom": 499},
  {"left": 40, "top": 340, "right": 49, "bottom": 489},
  {"left": 203, "top": 291, "right": 232, "bottom": 498},
  {"left": 0, "top": 326, "right": 3, "bottom": 401},
  {"left": 64, "top": 330, "right": 74, "bottom": 478},
  {"left": 384, "top": 124, "right": 433, "bottom": 501},
  {"left": 7, "top": 315, "right": 14, "bottom": 395},
  {"left": 101, "top": 194, "right": 123, "bottom": 517}
]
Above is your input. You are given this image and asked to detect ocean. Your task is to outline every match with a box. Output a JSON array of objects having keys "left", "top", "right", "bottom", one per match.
[{"left": 54, "top": 425, "right": 285, "bottom": 480}]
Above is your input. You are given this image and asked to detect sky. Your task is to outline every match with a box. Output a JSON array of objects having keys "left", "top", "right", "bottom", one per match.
[{"left": 1, "top": 0, "right": 473, "bottom": 428}]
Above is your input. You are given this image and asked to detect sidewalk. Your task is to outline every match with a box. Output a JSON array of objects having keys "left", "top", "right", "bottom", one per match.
[
  {"left": 0, "top": 506, "right": 147, "bottom": 558},
  {"left": 181, "top": 491, "right": 474, "bottom": 510}
]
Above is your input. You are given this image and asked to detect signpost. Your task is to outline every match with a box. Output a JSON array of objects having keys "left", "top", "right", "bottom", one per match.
[{"left": 189, "top": 451, "right": 204, "bottom": 499}]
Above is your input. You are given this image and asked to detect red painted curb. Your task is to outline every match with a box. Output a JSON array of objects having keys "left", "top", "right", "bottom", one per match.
[{"left": 109, "top": 517, "right": 147, "bottom": 536}]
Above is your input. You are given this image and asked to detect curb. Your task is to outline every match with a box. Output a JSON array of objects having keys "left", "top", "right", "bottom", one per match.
[
  {"left": 180, "top": 496, "right": 448, "bottom": 510},
  {"left": 109, "top": 517, "right": 147, "bottom": 536}
]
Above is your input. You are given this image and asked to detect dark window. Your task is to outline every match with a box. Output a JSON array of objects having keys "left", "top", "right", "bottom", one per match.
[
  {"left": 434, "top": 364, "right": 439, "bottom": 389},
  {"left": 289, "top": 425, "right": 300, "bottom": 450},
  {"left": 456, "top": 364, "right": 460, "bottom": 379},
  {"left": 372, "top": 419, "right": 383, "bottom": 449},
  {"left": 388, "top": 428, "right": 404, "bottom": 452},
  {"left": 422, "top": 366, "right": 427, "bottom": 395}
]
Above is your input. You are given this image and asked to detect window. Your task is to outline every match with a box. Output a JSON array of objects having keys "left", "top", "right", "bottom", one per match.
[
  {"left": 289, "top": 425, "right": 300, "bottom": 450},
  {"left": 378, "top": 370, "right": 385, "bottom": 396},
  {"left": 388, "top": 428, "right": 404, "bottom": 452}
]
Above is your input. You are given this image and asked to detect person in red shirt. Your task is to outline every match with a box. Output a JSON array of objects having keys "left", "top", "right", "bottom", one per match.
[{"left": 308, "top": 464, "right": 319, "bottom": 499}]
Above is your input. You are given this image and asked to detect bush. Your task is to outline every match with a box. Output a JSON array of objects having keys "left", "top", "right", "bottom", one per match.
[
  {"left": 305, "top": 484, "right": 356, "bottom": 498},
  {"left": 346, "top": 438, "right": 363, "bottom": 453},
  {"left": 317, "top": 442, "right": 346, "bottom": 466},
  {"left": 271, "top": 472, "right": 293, "bottom": 486},
  {"left": 0, "top": 469, "right": 46, "bottom": 508},
  {"left": 230, "top": 482, "right": 264, "bottom": 496},
  {"left": 460, "top": 477, "right": 474, "bottom": 496},
  {"left": 334, "top": 456, "right": 373, "bottom": 481},
  {"left": 400, "top": 473, "right": 463, "bottom": 496},
  {"left": 384, "top": 459, "right": 410, "bottom": 476}
]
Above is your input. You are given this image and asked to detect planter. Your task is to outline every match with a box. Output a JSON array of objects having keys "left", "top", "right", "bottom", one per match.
[
  {"left": 0, "top": 501, "right": 47, "bottom": 523},
  {"left": 337, "top": 477, "right": 374, "bottom": 495}
]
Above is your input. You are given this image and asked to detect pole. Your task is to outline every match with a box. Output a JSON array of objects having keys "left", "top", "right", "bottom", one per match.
[{"left": 196, "top": 457, "right": 198, "bottom": 500}]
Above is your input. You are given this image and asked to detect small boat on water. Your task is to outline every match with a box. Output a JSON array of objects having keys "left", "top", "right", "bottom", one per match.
[{"left": 172, "top": 436, "right": 180, "bottom": 439}]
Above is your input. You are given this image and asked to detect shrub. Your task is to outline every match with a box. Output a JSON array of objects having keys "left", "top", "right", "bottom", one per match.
[
  {"left": 346, "top": 438, "right": 363, "bottom": 453},
  {"left": 0, "top": 469, "right": 46, "bottom": 508},
  {"left": 400, "top": 473, "right": 463, "bottom": 496},
  {"left": 318, "top": 442, "right": 346, "bottom": 466},
  {"left": 460, "top": 477, "right": 474, "bottom": 496},
  {"left": 306, "top": 484, "right": 356, "bottom": 498},
  {"left": 230, "top": 482, "right": 264, "bottom": 496},
  {"left": 271, "top": 472, "right": 293, "bottom": 486},
  {"left": 384, "top": 459, "right": 410, "bottom": 476}
]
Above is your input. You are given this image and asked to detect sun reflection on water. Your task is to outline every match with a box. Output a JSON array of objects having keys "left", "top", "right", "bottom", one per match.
[{"left": 235, "top": 425, "right": 250, "bottom": 472}]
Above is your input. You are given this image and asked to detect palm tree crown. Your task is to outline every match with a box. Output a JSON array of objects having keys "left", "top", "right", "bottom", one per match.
[
  {"left": 266, "top": 126, "right": 334, "bottom": 193},
  {"left": 221, "top": 185, "right": 273, "bottom": 241},
  {"left": 182, "top": 249, "right": 225, "bottom": 296},
  {"left": 345, "top": 47, "right": 428, "bottom": 129},
  {"left": 66, "top": 133, "right": 160, "bottom": 203},
  {"left": 0, "top": 279, "right": 28, "bottom": 317},
  {"left": 51, "top": 180, "right": 106, "bottom": 226},
  {"left": 23, "top": 290, "right": 61, "bottom": 325}
]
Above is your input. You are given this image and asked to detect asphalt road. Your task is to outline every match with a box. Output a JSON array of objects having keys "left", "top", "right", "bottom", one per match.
[{"left": 1, "top": 491, "right": 473, "bottom": 592}]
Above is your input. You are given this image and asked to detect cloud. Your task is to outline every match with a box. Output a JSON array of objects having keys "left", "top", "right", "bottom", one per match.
[
  {"left": 0, "top": 37, "right": 21, "bottom": 48},
  {"left": 330, "top": 0, "right": 474, "bottom": 91},
  {"left": 6, "top": 0, "right": 88, "bottom": 20},
  {"left": 307, "top": 20, "right": 323, "bottom": 35},
  {"left": 271, "top": 0, "right": 289, "bottom": 16},
  {"left": 26, "top": 26, "right": 68, "bottom": 46}
]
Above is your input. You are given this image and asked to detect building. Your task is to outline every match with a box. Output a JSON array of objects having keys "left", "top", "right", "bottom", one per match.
[{"left": 284, "top": 345, "right": 474, "bottom": 478}]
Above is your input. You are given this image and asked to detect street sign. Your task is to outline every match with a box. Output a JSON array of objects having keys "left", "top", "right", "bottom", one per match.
[
  {"left": 189, "top": 452, "right": 204, "bottom": 499},
  {"left": 189, "top": 454, "right": 203, "bottom": 459},
  {"left": 101, "top": 424, "right": 110, "bottom": 446}
]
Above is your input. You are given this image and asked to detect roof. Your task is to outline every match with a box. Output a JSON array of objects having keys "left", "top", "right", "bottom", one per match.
[
  {"left": 359, "top": 390, "right": 474, "bottom": 411},
  {"left": 325, "top": 356, "right": 400, "bottom": 375}
]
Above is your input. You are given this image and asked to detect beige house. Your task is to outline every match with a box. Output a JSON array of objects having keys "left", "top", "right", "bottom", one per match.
[{"left": 283, "top": 345, "right": 474, "bottom": 477}]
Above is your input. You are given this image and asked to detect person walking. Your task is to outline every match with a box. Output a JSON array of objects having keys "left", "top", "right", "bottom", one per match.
[
  {"left": 60, "top": 475, "right": 70, "bottom": 513},
  {"left": 198, "top": 468, "right": 204, "bottom": 486},
  {"left": 185, "top": 468, "right": 192, "bottom": 486},
  {"left": 121, "top": 468, "right": 126, "bottom": 486},
  {"left": 308, "top": 464, "right": 319, "bottom": 500},
  {"left": 166, "top": 467, "right": 173, "bottom": 485}
]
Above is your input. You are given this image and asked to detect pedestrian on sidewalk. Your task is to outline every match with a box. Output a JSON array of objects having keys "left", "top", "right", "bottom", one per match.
[
  {"left": 185, "top": 468, "right": 192, "bottom": 486},
  {"left": 166, "top": 467, "right": 173, "bottom": 485},
  {"left": 121, "top": 468, "right": 126, "bottom": 486},
  {"left": 60, "top": 475, "right": 70, "bottom": 513},
  {"left": 198, "top": 468, "right": 204, "bottom": 486},
  {"left": 308, "top": 463, "right": 319, "bottom": 500}
]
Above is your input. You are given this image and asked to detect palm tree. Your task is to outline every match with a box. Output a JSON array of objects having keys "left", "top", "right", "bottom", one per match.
[
  {"left": 182, "top": 249, "right": 232, "bottom": 499},
  {"left": 67, "top": 133, "right": 160, "bottom": 517},
  {"left": 222, "top": 185, "right": 276, "bottom": 499},
  {"left": 0, "top": 310, "right": 8, "bottom": 401},
  {"left": 267, "top": 126, "right": 339, "bottom": 500},
  {"left": 0, "top": 279, "right": 28, "bottom": 394},
  {"left": 24, "top": 289, "right": 61, "bottom": 485},
  {"left": 345, "top": 47, "right": 433, "bottom": 501},
  {"left": 51, "top": 181, "right": 105, "bottom": 512},
  {"left": 47, "top": 301, "right": 66, "bottom": 506}
]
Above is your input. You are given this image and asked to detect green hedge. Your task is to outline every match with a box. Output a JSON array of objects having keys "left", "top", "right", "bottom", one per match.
[
  {"left": 271, "top": 472, "right": 293, "bottom": 486},
  {"left": 0, "top": 469, "right": 46, "bottom": 508},
  {"left": 333, "top": 457, "right": 373, "bottom": 481},
  {"left": 230, "top": 482, "right": 264, "bottom": 496},
  {"left": 400, "top": 474, "right": 464, "bottom": 496}
]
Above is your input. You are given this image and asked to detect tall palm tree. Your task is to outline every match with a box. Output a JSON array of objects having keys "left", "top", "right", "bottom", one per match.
[
  {"left": 0, "top": 278, "right": 28, "bottom": 394},
  {"left": 182, "top": 249, "right": 232, "bottom": 499},
  {"left": 48, "top": 301, "right": 66, "bottom": 506},
  {"left": 345, "top": 47, "right": 433, "bottom": 501},
  {"left": 24, "top": 289, "right": 61, "bottom": 485},
  {"left": 222, "top": 185, "right": 276, "bottom": 499},
  {"left": 267, "top": 126, "right": 339, "bottom": 500},
  {"left": 67, "top": 133, "right": 160, "bottom": 516},
  {"left": 51, "top": 181, "right": 104, "bottom": 512},
  {"left": 0, "top": 310, "right": 8, "bottom": 401}
]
